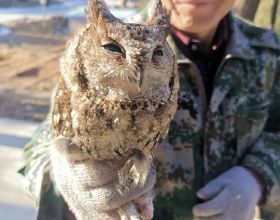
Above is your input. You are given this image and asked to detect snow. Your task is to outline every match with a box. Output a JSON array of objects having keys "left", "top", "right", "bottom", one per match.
[
  {"left": 0, "top": 26, "right": 11, "bottom": 36},
  {"left": 0, "top": 0, "right": 138, "bottom": 23}
]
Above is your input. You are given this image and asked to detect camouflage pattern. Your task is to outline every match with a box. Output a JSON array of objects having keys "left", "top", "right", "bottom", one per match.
[
  {"left": 153, "top": 14, "right": 280, "bottom": 220},
  {"left": 20, "top": 14, "right": 280, "bottom": 220}
]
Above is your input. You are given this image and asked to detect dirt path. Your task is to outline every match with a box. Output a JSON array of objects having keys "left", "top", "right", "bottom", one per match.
[
  {"left": 0, "top": 41, "right": 64, "bottom": 89},
  {"left": 0, "top": 18, "right": 69, "bottom": 121}
]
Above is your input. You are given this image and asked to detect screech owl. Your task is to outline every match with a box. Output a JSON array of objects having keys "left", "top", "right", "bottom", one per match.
[{"left": 51, "top": 0, "right": 178, "bottom": 218}]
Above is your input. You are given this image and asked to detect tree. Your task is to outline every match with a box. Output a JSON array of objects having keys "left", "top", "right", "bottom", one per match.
[
  {"left": 39, "top": 0, "right": 49, "bottom": 7},
  {"left": 271, "top": 0, "right": 279, "bottom": 30},
  {"left": 233, "top": 0, "right": 261, "bottom": 21},
  {"left": 120, "top": 0, "right": 127, "bottom": 7}
]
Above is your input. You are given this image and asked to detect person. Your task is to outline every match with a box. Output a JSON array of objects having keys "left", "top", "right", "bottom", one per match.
[{"left": 20, "top": 0, "right": 280, "bottom": 219}]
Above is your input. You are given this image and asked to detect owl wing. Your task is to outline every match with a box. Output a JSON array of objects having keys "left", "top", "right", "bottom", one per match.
[
  {"left": 158, "top": 55, "right": 179, "bottom": 139},
  {"left": 51, "top": 78, "right": 74, "bottom": 138}
]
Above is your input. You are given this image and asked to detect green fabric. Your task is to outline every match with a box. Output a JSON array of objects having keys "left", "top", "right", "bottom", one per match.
[{"left": 20, "top": 115, "right": 53, "bottom": 177}]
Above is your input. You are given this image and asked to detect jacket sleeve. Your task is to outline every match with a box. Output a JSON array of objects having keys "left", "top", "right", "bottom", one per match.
[
  {"left": 242, "top": 57, "right": 280, "bottom": 212},
  {"left": 19, "top": 114, "right": 53, "bottom": 202},
  {"left": 20, "top": 114, "right": 69, "bottom": 219}
]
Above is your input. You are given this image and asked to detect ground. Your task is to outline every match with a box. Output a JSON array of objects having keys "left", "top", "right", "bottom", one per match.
[
  {"left": 0, "top": 0, "right": 136, "bottom": 121},
  {"left": 0, "top": 4, "right": 78, "bottom": 220},
  {"left": 0, "top": 17, "right": 68, "bottom": 121}
]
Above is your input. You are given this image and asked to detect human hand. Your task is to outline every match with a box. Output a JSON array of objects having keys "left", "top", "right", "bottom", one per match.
[
  {"left": 193, "top": 166, "right": 262, "bottom": 220},
  {"left": 50, "top": 138, "right": 156, "bottom": 220}
]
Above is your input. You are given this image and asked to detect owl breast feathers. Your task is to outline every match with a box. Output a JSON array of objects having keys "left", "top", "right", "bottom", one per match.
[{"left": 51, "top": 0, "right": 179, "bottom": 161}]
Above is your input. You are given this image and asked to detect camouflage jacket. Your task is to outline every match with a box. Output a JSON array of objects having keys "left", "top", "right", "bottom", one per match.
[
  {"left": 153, "top": 15, "right": 280, "bottom": 219},
  {"left": 21, "top": 15, "right": 280, "bottom": 220}
]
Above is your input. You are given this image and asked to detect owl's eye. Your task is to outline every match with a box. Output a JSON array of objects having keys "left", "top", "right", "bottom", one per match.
[
  {"left": 153, "top": 48, "right": 163, "bottom": 56},
  {"left": 102, "top": 43, "right": 125, "bottom": 55}
]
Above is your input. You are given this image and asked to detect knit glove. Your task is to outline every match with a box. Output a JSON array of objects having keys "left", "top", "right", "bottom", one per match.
[
  {"left": 50, "top": 138, "right": 156, "bottom": 220},
  {"left": 193, "top": 166, "right": 262, "bottom": 220}
]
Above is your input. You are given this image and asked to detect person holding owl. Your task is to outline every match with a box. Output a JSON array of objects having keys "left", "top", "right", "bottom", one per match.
[{"left": 20, "top": 0, "right": 280, "bottom": 219}]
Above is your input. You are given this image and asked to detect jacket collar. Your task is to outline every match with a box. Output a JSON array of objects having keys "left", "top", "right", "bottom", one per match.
[
  {"left": 209, "top": 14, "right": 280, "bottom": 112},
  {"left": 169, "top": 12, "right": 280, "bottom": 65},
  {"left": 168, "top": 12, "right": 255, "bottom": 64},
  {"left": 208, "top": 14, "right": 254, "bottom": 112},
  {"left": 168, "top": 13, "right": 280, "bottom": 113},
  {"left": 226, "top": 13, "right": 279, "bottom": 58},
  {"left": 225, "top": 14, "right": 255, "bottom": 60}
]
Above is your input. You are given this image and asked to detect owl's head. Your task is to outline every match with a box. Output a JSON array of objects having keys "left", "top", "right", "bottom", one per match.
[{"left": 61, "top": 0, "right": 175, "bottom": 101}]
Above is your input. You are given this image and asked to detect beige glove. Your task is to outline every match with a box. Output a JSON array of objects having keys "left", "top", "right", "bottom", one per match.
[
  {"left": 50, "top": 138, "right": 156, "bottom": 220},
  {"left": 193, "top": 166, "right": 262, "bottom": 220}
]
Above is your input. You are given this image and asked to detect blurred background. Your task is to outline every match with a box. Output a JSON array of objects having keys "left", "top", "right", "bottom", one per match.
[{"left": 0, "top": 0, "right": 279, "bottom": 219}]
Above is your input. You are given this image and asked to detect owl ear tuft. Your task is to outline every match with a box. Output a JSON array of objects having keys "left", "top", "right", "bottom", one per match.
[
  {"left": 87, "top": 0, "right": 119, "bottom": 26},
  {"left": 146, "top": 0, "right": 170, "bottom": 26}
]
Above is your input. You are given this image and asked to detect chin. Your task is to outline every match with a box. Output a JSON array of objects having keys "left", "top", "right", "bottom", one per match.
[{"left": 172, "top": 14, "right": 216, "bottom": 33}]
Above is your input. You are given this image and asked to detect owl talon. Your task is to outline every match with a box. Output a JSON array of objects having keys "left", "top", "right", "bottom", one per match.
[
  {"left": 117, "top": 177, "right": 134, "bottom": 194},
  {"left": 113, "top": 146, "right": 132, "bottom": 160}
]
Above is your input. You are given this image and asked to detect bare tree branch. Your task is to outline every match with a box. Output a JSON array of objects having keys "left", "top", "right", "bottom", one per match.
[{"left": 233, "top": 0, "right": 260, "bottom": 21}]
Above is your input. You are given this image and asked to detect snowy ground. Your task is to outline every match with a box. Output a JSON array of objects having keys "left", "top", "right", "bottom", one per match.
[
  {"left": 0, "top": 0, "right": 137, "bottom": 36},
  {"left": 0, "top": 118, "right": 39, "bottom": 220},
  {"left": 0, "top": 0, "right": 138, "bottom": 23}
]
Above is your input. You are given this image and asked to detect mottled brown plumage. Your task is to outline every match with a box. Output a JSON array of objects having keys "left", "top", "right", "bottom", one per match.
[{"left": 51, "top": 0, "right": 178, "bottom": 218}]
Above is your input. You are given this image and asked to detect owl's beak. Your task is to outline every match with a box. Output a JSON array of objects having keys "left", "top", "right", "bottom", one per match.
[
  {"left": 134, "top": 68, "right": 144, "bottom": 89},
  {"left": 138, "top": 71, "right": 144, "bottom": 88}
]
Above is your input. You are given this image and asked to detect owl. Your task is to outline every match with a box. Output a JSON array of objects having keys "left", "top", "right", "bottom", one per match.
[{"left": 51, "top": 0, "right": 178, "bottom": 219}]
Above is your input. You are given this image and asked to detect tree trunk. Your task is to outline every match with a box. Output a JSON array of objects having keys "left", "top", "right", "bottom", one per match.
[
  {"left": 120, "top": 0, "right": 127, "bottom": 7},
  {"left": 233, "top": 0, "right": 261, "bottom": 21},
  {"left": 271, "top": 0, "right": 279, "bottom": 30}
]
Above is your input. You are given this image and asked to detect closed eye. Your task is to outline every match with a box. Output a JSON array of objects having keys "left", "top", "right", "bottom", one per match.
[
  {"left": 153, "top": 48, "right": 163, "bottom": 57},
  {"left": 102, "top": 43, "right": 125, "bottom": 56}
]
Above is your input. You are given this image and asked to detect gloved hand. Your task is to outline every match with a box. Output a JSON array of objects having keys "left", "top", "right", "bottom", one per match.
[
  {"left": 50, "top": 138, "right": 156, "bottom": 220},
  {"left": 193, "top": 166, "right": 262, "bottom": 220}
]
